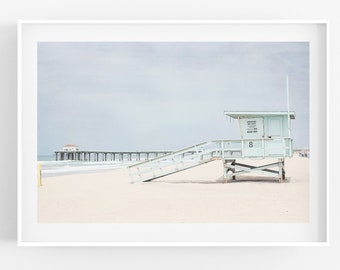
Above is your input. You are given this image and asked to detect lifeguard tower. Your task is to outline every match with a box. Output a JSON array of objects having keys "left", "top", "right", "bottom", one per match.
[
  {"left": 222, "top": 111, "right": 295, "bottom": 182},
  {"left": 127, "top": 110, "right": 295, "bottom": 183}
]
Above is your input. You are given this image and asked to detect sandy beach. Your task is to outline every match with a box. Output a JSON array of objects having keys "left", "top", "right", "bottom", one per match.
[{"left": 38, "top": 155, "right": 309, "bottom": 223}]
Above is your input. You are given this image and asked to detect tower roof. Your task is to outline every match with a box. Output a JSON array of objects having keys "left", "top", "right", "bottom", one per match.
[{"left": 224, "top": 111, "right": 295, "bottom": 120}]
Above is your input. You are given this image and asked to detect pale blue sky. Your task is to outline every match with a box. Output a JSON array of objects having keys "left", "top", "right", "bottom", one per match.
[{"left": 38, "top": 42, "right": 309, "bottom": 155}]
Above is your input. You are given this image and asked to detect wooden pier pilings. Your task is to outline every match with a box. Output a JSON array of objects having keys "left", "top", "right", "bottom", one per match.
[{"left": 54, "top": 151, "right": 175, "bottom": 161}]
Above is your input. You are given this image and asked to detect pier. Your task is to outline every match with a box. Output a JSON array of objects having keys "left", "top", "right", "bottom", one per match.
[{"left": 54, "top": 151, "right": 180, "bottom": 161}]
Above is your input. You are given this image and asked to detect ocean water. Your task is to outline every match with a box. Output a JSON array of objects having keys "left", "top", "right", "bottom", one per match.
[{"left": 38, "top": 155, "right": 136, "bottom": 177}]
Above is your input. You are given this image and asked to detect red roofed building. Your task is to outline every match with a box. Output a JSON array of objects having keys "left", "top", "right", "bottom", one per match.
[{"left": 62, "top": 144, "right": 79, "bottom": 151}]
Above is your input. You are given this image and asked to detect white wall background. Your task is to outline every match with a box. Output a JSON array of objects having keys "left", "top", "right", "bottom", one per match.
[{"left": 0, "top": 1, "right": 338, "bottom": 269}]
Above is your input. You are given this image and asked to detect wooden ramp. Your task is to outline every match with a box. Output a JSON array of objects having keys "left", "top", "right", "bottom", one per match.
[
  {"left": 127, "top": 138, "right": 290, "bottom": 183},
  {"left": 128, "top": 141, "right": 225, "bottom": 183}
]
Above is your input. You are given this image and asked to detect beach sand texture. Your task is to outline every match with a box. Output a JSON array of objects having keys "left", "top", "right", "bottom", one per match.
[{"left": 38, "top": 156, "right": 309, "bottom": 223}]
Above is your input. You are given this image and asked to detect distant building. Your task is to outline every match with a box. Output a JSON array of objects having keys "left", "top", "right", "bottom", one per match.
[{"left": 62, "top": 144, "right": 79, "bottom": 151}]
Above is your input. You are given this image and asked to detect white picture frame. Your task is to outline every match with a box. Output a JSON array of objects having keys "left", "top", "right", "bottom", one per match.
[{"left": 18, "top": 20, "right": 328, "bottom": 246}]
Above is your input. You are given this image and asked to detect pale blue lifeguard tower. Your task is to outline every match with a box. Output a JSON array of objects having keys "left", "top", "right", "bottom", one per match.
[
  {"left": 128, "top": 110, "right": 295, "bottom": 183},
  {"left": 224, "top": 111, "right": 294, "bottom": 158},
  {"left": 222, "top": 111, "right": 295, "bottom": 182}
]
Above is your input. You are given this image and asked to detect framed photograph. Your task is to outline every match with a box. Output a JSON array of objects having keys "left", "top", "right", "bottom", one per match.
[{"left": 18, "top": 20, "right": 328, "bottom": 246}]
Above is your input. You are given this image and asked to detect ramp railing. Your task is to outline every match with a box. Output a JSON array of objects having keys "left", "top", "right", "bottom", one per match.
[{"left": 128, "top": 140, "right": 238, "bottom": 183}]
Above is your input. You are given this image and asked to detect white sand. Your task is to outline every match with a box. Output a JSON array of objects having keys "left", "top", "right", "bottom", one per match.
[{"left": 38, "top": 156, "right": 309, "bottom": 223}]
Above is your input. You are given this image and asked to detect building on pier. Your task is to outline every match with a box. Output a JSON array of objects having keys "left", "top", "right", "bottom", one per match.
[{"left": 62, "top": 144, "right": 79, "bottom": 151}]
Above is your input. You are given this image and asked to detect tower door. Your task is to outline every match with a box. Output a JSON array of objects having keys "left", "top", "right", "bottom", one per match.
[
  {"left": 268, "top": 117, "right": 283, "bottom": 138},
  {"left": 265, "top": 117, "right": 285, "bottom": 156}
]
